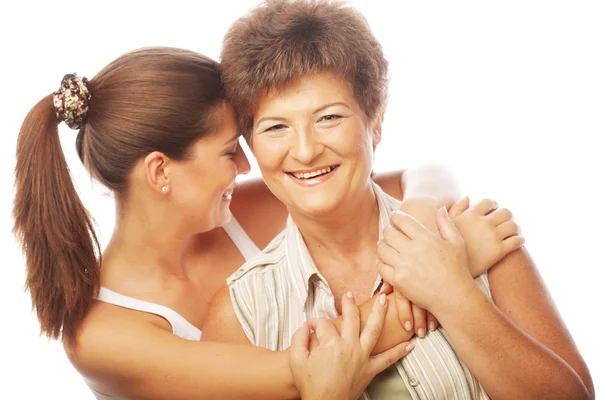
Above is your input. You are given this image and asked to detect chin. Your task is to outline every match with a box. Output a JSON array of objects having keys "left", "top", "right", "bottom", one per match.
[{"left": 291, "top": 194, "right": 342, "bottom": 218}]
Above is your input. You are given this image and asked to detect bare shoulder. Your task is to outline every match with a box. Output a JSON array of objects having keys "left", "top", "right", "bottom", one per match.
[
  {"left": 64, "top": 301, "right": 171, "bottom": 394},
  {"left": 372, "top": 170, "right": 405, "bottom": 200},
  {"left": 488, "top": 247, "right": 594, "bottom": 394},
  {"left": 202, "top": 285, "right": 250, "bottom": 344},
  {"left": 230, "top": 178, "right": 288, "bottom": 248}
]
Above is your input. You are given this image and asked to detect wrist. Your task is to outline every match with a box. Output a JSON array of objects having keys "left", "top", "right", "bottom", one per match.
[{"left": 429, "top": 278, "right": 481, "bottom": 318}]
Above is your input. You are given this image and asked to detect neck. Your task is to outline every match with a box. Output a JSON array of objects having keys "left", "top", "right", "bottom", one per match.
[
  {"left": 101, "top": 200, "right": 196, "bottom": 287},
  {"left": 290, "top": 182, "right": 380, "bottom": 259}
]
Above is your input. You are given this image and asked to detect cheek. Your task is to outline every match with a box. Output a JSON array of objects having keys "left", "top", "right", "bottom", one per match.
[
  {"left": 252, "top": 138, "right": 288, "bottom": 173},
  {"left": 326, "top": 126, "right": 373, "bottom": 160}
]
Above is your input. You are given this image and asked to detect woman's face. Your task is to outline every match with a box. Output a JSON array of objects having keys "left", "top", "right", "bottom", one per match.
[
  {"left": 251, "top": 72, "right": 381, "bottom": 217},
  {"left": 171, "top": 104, "right": 250, "bottom": 232}
]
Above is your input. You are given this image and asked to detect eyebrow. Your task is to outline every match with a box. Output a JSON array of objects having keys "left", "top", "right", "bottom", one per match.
[{"left": 255, "top": 102, "right": 350, "bottom": 127}]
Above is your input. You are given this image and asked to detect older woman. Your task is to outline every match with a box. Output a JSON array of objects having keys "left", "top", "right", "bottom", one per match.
[{"left": 203, "top": 1, "right": 594, "bottom": 399}]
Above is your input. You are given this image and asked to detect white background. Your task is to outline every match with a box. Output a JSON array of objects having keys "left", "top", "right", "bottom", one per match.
[{"left": 1, "top": 1, "right": 598, "bottom": 398}]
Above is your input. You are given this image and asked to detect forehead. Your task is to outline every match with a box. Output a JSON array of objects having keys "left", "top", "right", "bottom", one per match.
[{"left": 254, "top": 72, "right": 357, "bottom": 115}]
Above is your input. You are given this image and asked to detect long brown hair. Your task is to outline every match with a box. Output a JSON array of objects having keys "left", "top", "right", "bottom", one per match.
[{"left": 13, "top": 47, "right": 226, "bottom": 344}]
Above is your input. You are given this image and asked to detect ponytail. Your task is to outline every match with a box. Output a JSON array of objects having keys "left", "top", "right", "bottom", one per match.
[{"left": 13, "top": 93, "right": 100, "bottom": 344}]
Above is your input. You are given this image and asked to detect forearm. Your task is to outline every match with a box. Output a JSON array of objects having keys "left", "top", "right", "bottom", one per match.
[
  {"left": 327, "top": 294, "right": 414, "bottom": 354},
  {"left": 435, "top": 288, "right": 591, "bottom": 400},
  {"left": 127, "top": 341, "right": 299, "bottom": 400}
]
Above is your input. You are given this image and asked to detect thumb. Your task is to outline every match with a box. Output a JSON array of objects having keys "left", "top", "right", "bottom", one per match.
[{"left": 436, "top": 206, "right": 462, "bottom": 243}]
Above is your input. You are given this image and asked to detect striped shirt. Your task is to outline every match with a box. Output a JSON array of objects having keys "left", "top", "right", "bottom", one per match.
[{"left": 227, "top": 182, "right": 491, "bottom": 400}]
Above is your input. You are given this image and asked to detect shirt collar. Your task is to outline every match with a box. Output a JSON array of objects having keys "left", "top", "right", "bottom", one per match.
[{"left": 283, "top": 181, "right": 403, "bottom": 307}]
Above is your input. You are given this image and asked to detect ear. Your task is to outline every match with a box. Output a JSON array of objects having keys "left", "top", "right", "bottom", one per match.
[{"left": 144, "top": 151, "right": 171, "bottom": 194}]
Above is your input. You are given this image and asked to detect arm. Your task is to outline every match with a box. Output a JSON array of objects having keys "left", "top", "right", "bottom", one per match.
[
  {"left": 67, "top": 307, "right": 298, "bottom": 400},
  {"left": 378, "top": 210, "right": 594, "bottom": 400},
  {"left": 202, "top": 286, "right": 413, "bottom": 355},
  {"left": 374, "top": 163, "right": 461, "bottom": 206},
  {"left": 438, "top": 248, "right": 594, "bottom": 400}
]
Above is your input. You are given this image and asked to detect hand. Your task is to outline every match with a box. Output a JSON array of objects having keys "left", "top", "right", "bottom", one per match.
[
  {"left": 449, "top": 197, "right": 525, "bottom": 277},
  {"left": 377, "top": 207, "right": 477, "bottom": 316},
  {"left": 380, "top": 282, "right": 438, "bottom": 337},
  {"left": 395, "top": 198, "right": 443, "bottom": 335},
  {"left": 289, "top": 292, "right": 414, "bottom": 400}
]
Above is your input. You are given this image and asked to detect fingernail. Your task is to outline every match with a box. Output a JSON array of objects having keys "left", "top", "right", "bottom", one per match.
[
  {"left": 404, "top": 321, "right": 412, "bottom": 331},
  {"left": 379, "top": 294, "right": 387, "bottom": 305},
  {"left": 418, "top": 328, "right": 425, "bottom": 338},
  {"left": 439, "top": 206, "right": 449, "bottom": 216},
  {"left": 429, "top": 322, "right": 436, "bottom": 331},
  {"left": 347, "top": 291, "right": 354, "bottom": 299},
  {"left": 406, "top": 343, "right": 415, "bottom": 352}
]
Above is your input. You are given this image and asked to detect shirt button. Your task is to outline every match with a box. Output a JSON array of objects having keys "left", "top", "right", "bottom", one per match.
[{"left": 408, "top": 377, "right": 419, "bottom": 387}]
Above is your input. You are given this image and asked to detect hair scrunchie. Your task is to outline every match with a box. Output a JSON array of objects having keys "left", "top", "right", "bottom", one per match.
[{"left": 53, "top": 73, "right": 91, "bottom": 130}]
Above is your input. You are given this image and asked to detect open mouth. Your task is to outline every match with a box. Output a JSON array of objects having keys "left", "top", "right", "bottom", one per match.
[{"left": 287, "top": 165, "right": 339, "bottom": 180}]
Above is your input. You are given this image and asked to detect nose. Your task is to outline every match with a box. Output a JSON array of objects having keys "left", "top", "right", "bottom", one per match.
[
  {"left": 235, "top": 145, "right": 251, "bottom": 175},
  {"left": 290, "top": 129, "right": 324, "bottom": 165}
]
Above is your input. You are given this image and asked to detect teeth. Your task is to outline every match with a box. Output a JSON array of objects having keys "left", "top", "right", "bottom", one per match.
[{"left": 292, "top": 166, "right": 334, "bottom": 179}]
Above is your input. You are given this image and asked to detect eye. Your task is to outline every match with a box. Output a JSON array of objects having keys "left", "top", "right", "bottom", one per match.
[
  {"left": 226, "top": 151, "right": 238, "bottom": 159},
  {"left": 265, "top": 124, "right": 287, "bottom": 132},
  {"left": 318, "top": 114, "right": 342, "bottom": 123}
]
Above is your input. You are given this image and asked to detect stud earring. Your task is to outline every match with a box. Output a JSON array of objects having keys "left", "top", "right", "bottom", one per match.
[{"left": 161, "top": 186, "right": 167, "bottom": 193}]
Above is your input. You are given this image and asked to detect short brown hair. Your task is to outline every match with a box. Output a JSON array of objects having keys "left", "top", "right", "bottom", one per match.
[
  {"left": 13, "top": 47, "right": 226, "bottom": 344},
  {"left": 221, "top": 0, "right": 389, "bottom": 139}
]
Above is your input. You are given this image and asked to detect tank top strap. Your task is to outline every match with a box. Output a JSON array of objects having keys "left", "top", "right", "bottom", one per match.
[
  {"left": 223, "top": 214, "right": 262, "bottom": 261},
  {"left": 96, "top": 287, "right": 201, "bottom": 340}
]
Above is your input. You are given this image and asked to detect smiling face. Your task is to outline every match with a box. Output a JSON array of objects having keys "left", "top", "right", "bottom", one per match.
[
  {"left": 170, "top": 104, "right": 250, "bottom": 232},
  {"left": 250, "top": 72, "right": 381, "bottom": 218}
]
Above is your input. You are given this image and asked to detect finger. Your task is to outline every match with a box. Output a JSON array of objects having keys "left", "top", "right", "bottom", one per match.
[
  {"left": 435, "top": 207, "right": 463, "bottom": 243},
  {"left": 308, "top": 318, "right": 339, "bottom": 346},
  {"left": 382, "top": 225, "right": 411, "bottom": 250},
  {"left": 370, "top": 341, "right": 415, "bottom": 375},
  {"left": 393, "top": 291, "right": 414, "bottom": 332},
  {"left": 379, "top": 281, "right": 394, "bottom": 295},
  {"left": 487, "top": 208, "right": 514, "bottom": 226},
  {"left": 472, "top": 198, "right": 498, "bottom": 216},
  {"left": 377, "top": 242, "right": 405, "bottom": 271},
  {"left": 377, "top": 261, "right": 397, "bottom": 288},
  {"left": 412, "top": 304, "right": 427, "bottom": 338},
  {"left": 359, "top": 293, "right": 388, "bottom": 352},
  {"left": 340, "top": 291, "right": 360, "bottom": 342},
  {"left": 501, "top": 235, "right": 526, "bottom": 254},
  {"left": 448, "top": 196, "right": 470, "bottom": 218},
  {"left": 390, "top": 210, "right": 430, "bottom": 240},
  {"left": 289, "top": 322, "right": 310, "bottom": 366},
  {"left": 496, "top": 220, "right": 520, "bottom": 239},
  {"left": 426, "top": 311, "right": 439, "bottom": 332}
]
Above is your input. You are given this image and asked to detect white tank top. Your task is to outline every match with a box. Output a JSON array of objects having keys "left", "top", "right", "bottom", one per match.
[
  {"left": 89, "top": 217, "right": 259, "bottom": 399},
  {"left": 223, "top": 215, "right": 261, "bottom": 261}
]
